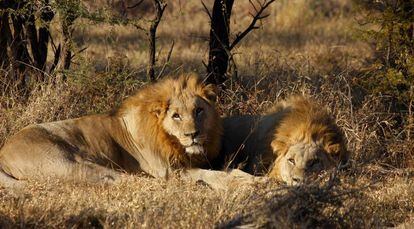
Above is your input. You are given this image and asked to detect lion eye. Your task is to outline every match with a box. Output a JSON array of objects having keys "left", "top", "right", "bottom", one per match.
[
  {"left": 195, "top": 107, "right": 204, "bottom": 116},
  {"left": 172, "top": 113, "right": 181, "bottom": 120},
  {"left": 288, "top": 158, "right": 295, "bottom": 165}
]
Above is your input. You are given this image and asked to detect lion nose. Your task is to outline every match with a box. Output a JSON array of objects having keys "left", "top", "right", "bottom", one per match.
[{"left": 184, "top": 130, "right": 199, "bottom": 138}]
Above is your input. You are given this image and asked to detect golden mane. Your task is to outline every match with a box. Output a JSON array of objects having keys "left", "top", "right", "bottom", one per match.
[
  {"left": 221, "top": 95, "right": 348, "bottom": 185},
  {"left": 115, "top": 73, "right": 221, "bottom": 168},
  {"left": 1, "top": 73, "right": 238, "bottom": 189},
  {"left": 270, "top": 95, "right": 348, "bottom": 162}
]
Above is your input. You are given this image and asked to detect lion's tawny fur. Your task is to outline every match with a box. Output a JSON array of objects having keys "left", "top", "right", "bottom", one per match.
[
  {"left": 267, "top": 96, "right": 348, "bottom": 181},
  {"left": 0, "top": 73, "right": 223, "bottom": 185},
  {"left": 269, "top": 96, "right": 348, "bottom": 159},
  {"left": 220, "top": 95, "right": 348, "bottom": 184},
  {"left": 115, "top": 73, "right": 222, "bottom": 169}
]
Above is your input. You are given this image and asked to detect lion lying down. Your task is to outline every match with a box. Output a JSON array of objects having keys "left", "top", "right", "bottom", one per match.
[
  {"left": 219, "top": 95, "right": 349, "bottom": 185},
  {"left": 0, "top": 73, "right": 254, "bottom": 191}
]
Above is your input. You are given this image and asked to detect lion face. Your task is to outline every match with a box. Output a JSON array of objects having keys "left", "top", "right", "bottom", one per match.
[
  {"left": 268, "top": 95, "right": 348, "bottom": 185},
  {"left": 114, "top": 73, "right": 222, "bottom": 170},
  {"left": 161, "top": 91, "right": 217, "bottom": 156},
  {"left": 274, "top": 141, "right": 341, "bottom": 185}
]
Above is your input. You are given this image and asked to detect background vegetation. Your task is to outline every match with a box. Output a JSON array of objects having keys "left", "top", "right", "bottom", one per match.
[{"left": 0, "top": 0, "right": 413, "bottom": 227}]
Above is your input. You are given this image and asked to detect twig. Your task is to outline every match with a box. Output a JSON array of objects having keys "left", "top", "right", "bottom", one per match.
[
  {"left": 127, "top": 0, "right": 145, "bottom": 9},
  {"left": 70, "top": 46, "right": 88, "bottom": 59},
  {"left": 50, "top": 44, "right": 61, "bottom": 73},
  {"left": 15, "top": 60, "right": 52, "bottom": 79},
  {"left": 157, "top": 40, "right": 174, "bottom": 79},
  {"left": 133, "top": 23, "right": 147, "bottom": 32},
  {"left": 201, "top": 1, "right": 212, "bottom": 20},
  {"left": 229, "top": 0, "right": 275, "bottom": 50}
]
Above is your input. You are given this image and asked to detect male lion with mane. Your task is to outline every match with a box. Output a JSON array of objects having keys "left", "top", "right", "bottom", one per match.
[
  {"left": 0, "top": 73, "right": 253, "bottom": 190},
  {"left": 219, "top": 95, "right": 349, "bottom": 185}
]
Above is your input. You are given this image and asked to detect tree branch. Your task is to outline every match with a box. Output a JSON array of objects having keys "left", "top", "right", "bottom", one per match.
[
  {"left": 201, "top": 1, "right": 212, "bottom": 21},
  {"left": 127, "top": 0, "right": 145, "bottom": 9},
  {"left": 229, "top": 0, "right": 275, "bottom": 50}
]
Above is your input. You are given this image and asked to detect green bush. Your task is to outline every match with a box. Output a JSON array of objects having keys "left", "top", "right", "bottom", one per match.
[{"left": 356, "top": 0, "right": 414, "bottom": 135}]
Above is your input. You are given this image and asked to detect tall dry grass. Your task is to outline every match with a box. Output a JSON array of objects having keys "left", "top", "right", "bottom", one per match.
[{"left": 0, "top": 0, "right": 413, "bottom": 227}]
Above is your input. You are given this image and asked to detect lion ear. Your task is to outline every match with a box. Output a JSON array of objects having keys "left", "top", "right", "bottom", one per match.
[
  {"left": 202, "top": 84, "right": 218, "bottom": 103},
  {"left": 271, "top": 139, "right": 287, "bottom": 157},
  {"left": 326, "top": 143, "right": 348, "bottom": 163},
  {"left": 326, "top": 143, "right": 340, "bottom": 155},
  {"left": 149, "top": 101, "right": 169, "bottom": 118},
  {"left": 151, "top": 107, "right": 163, "bottom": 118}
]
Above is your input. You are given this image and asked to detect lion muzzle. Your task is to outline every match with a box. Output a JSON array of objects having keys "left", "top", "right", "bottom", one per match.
[{"left": 185, "top": 144, "right": 205, "bottom": 155}]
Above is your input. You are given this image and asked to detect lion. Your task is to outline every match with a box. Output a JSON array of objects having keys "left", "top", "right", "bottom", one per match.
[
  {"left": 0, "top": 73, "right": 254, "bottom": 190},
  {"left": 219, "top": 95, "right": 348, "bottom": 185}
]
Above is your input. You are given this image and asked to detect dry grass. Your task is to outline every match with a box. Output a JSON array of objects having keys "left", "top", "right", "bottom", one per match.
[{"left": 0, "top": 0, "right": 413, "bottom": 227}]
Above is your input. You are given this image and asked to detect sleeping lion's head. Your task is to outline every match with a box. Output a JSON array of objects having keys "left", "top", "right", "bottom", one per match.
[
  {"left": 268, "top": 96, "right": 348, "bottom": 185},
  {"left": 117, "top": 73, "right": 222, "bottom": 167}
]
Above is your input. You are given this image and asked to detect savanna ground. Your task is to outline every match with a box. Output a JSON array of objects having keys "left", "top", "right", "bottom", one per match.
[{"left": 1, "top": 0, "right": 413, "bottom": 227}]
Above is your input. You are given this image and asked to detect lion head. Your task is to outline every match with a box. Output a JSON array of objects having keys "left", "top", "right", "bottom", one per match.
[
  {"left": 161, "top": 82, "right": 220, "bottom": 156},
  {"left": 116, "top": 73, "right": 222, "bottom": 170},
  {"left": 268, "top": 96, "right": 348, "bottom": 185}
]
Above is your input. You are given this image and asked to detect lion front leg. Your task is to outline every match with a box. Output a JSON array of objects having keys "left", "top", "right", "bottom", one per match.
[
  {"left": 182, "top": 168, "right": 266, "bottom": 191},
  {"left": 70, "top": 160, "right": 129, "bottom": 185}
]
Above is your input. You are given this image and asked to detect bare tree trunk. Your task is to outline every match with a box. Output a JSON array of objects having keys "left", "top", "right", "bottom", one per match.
[
  {"left": 147, "top": 27, "right": 156, "bottom": 82},
  {"left": 205, "top": 0, "right": 274, "bottom": 85},
  {"left": 60, "top": 20, "right": 74, "bottom": 72},
  {"left": 54, "top": 2, "right": 78, "bottom": 77},
  {"left": 25, "top": 1, "right": 54, "bottom": 81},
  {"left": 26, "top": 11, "right": 41, "bottom": 68},
  {"left": 61, "top": 34, "right": 72, "bottom": 71},
  {"left": 0, "top": 12, "right": 11, "bottom": 68},
  {"left": 206, "top": 0, "right": 233, "bottom": 85},
  {"left": 38, "top": 1, "right": 54, "bottom": 74},
  {"left": 408, "top": 86, "right": 414, "bottom": 141},
  {"left": 10, "top": 12, "right": 32, "bottom": 90},
  {"left": 1, "top": 0, "right": 57, "bottom": 92},
  {"left": 146, "top": 0, "right": 166, "bottom": 82}
]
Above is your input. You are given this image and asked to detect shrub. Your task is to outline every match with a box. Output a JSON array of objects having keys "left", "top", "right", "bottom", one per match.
[{"left": 356, "top": 0, "right": 414, "bottom": 138}]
